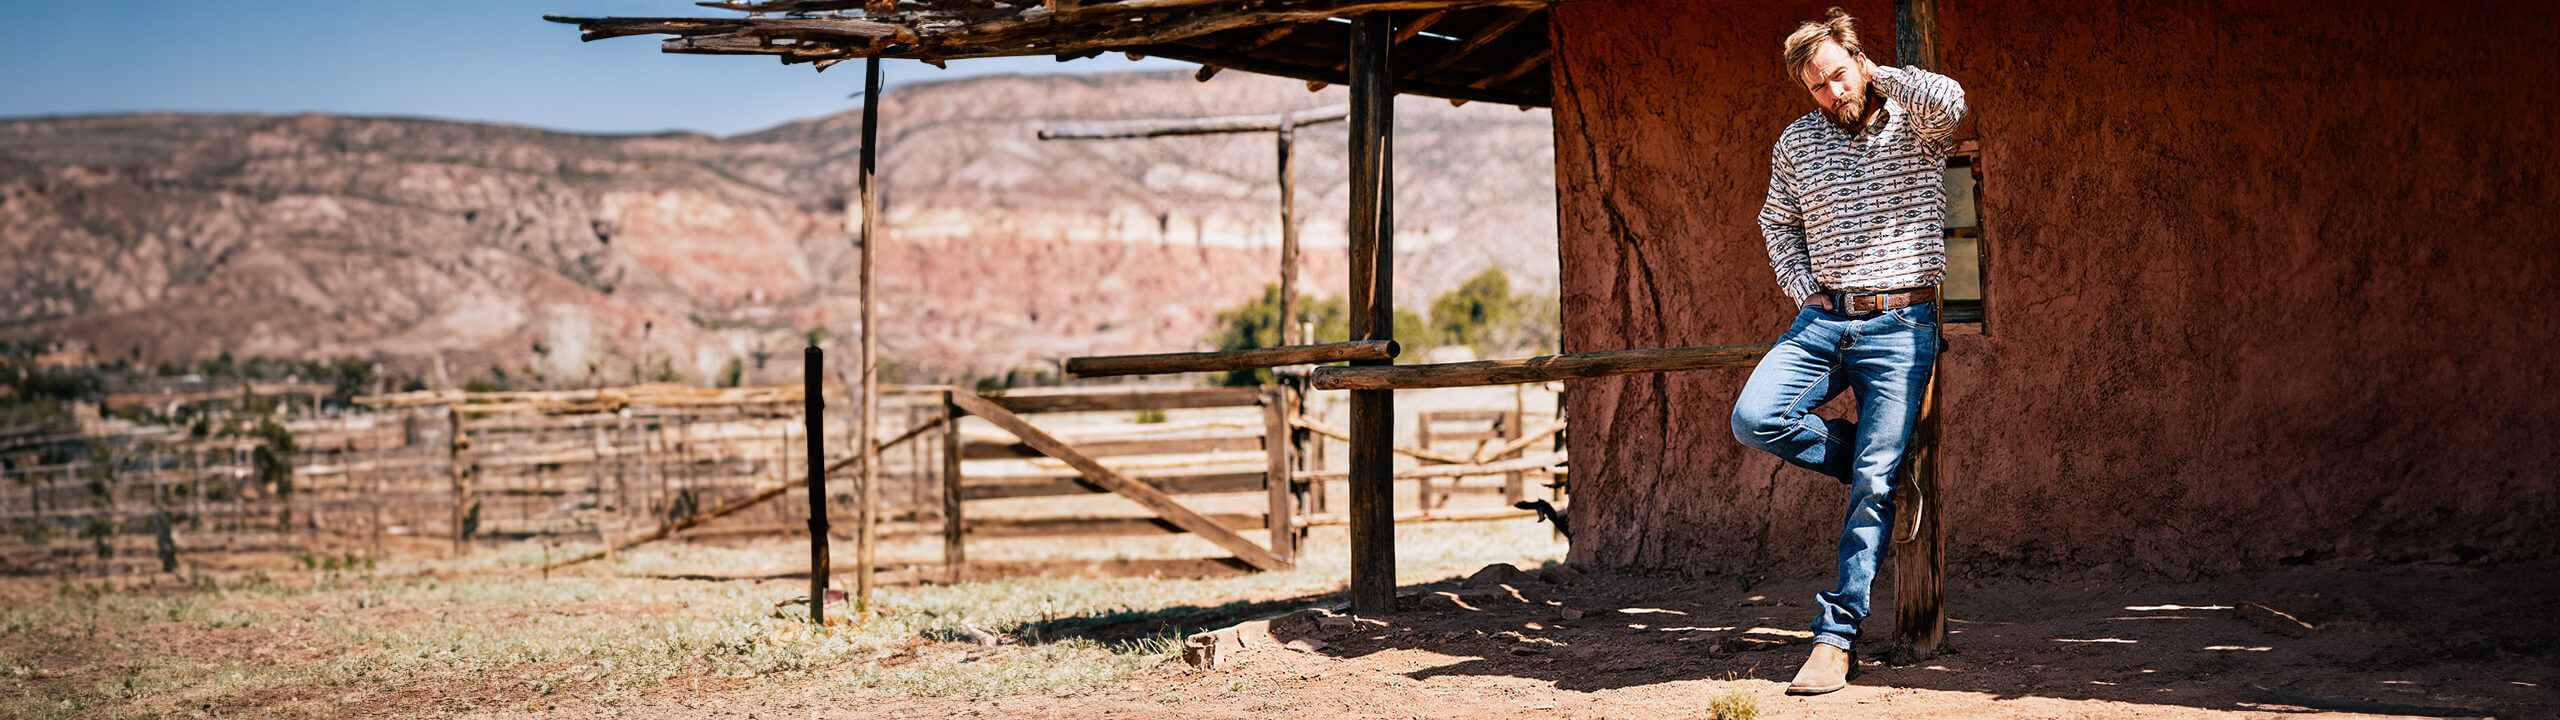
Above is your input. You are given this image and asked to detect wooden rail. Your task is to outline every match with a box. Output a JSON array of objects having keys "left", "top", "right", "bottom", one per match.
[
  {"left": 1311, "top": 343, "right": 1773, "bottom": 390},
  {"left": 1064, "top": 340, "right": 1398, "bottom": 378}
]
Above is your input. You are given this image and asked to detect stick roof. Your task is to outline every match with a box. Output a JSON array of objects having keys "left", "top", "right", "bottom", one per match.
[{"left": 547, "top": 0, "right": 1562, "bottom": 107}]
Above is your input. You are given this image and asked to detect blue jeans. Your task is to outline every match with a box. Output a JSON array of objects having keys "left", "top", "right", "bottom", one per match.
[{"left": 1729, "top": 300, "right": 1939, "bottom": 652}]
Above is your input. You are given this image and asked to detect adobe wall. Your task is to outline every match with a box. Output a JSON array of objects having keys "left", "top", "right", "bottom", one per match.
[{"left": 1549, "top": 0, "right": 2560, "bottom": 577}]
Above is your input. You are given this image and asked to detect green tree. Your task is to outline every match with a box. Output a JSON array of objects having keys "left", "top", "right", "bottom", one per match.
[{"left": 1426, "top": 268, "right": 1559, "bottom": 358}]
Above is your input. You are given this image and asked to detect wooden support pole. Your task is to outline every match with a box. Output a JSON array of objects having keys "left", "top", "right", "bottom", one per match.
[
  {"left": 1889, "top": 0, "right": 1948, "bottom": 665},
  {"left": 1313, "top": 343, "right": 1772, "bottom": 391},
  {"left": 1064, "top": 340, "right": 1397, "bottom": 378},
  {"left": 949, "top": 392, "right": 1292, "bottom": 571},
  {"left": 448, "top": 405, "right": 472, "bottom": 557},
  {"left": 1277, "top": 112, "right": 1301, "bottom": 347},
  {"left": 856, "top": 54, "right": 884, "bottom": 609},
  {"left": 805, "top": 346, "right": 829, "bottom": 625},
  {"left": 941, "top": 390, "right": 965, "bottom": 584},
  {"left": 1262, "top": 387, "right": 1296, "bottom": 563},
  {"left": 1347, "top": 13, "right": 1397, "bottom": 616}
]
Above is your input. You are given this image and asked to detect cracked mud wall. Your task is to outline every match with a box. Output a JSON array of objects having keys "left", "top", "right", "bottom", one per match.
[{"left": 1551, "top": 0, "right": 2560, "bottom": 577}]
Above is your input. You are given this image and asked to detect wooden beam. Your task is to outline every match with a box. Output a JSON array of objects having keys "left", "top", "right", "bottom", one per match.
[
  {"left": 949, "top": 392, "right": 1292, "bottom": 570},
  {"left": 1297, "top": 506, "right": 1535, "bottom": 527},
  {"left": 1038, "top": 104, "right": 1347, "bottom": 139},
  {"left": 964, "top": 433, "right": 1266, "bottom": 460},
  {"left": 1063, "top": 340, "right": 1395, "bottom": 377},
  {"left": 1469, "top": 46, "right": 1550, "bottom": 90},
  {"left": 962, "top": 471, "right": 1265, "bottom": 501},
  {"left": 982, "top": 388, "right": 1263, "bottom": 414},
  {"left": 1277, "top": 112, "right": 1302, "bottom": 347},
  {"left": 1346, "top": 12, "right": 1398, "bottom": 616},
  {"left": 1133, "top": 44, "right": 1549, "bottom": 108},
  {"left": 1313, "top": 344, "right": 1772, "bottom": 391},
  {"left": 1295, "top": 452, "right": 1561, "bottom": 482},
  {"left": 1401, "top": 7, "right": 1532, "bottom": 79}
]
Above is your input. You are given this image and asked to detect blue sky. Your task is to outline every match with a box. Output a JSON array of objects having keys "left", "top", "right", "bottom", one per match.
[{"left": 0, "top": 0, "right": 1190, "bottom": 136}]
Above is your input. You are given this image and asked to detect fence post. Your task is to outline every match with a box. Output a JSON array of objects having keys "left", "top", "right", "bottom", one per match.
[
  {"left": 448, "top": 405, "right": 472, "bottom": 557},
  {"left": 1262, "top": 387, "right": 1296, "bottom": 563},
  {"left": 805, "top": 347, "right": 829, "bottom": 624},
  {"left": 941, "top": 390, "right": 965, "bottom": 585}
]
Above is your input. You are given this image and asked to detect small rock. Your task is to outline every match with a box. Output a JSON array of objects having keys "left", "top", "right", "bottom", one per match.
[
  {"left": 1284, "top": 638, "right": 1326, "bottom": 653},
  {"left": 1184, "top": 626, "right": 1247, "bottom": 669},
  {"left": 1316, "top": 615, "right": 1356, "bottom": 630},
  {"left": 1538, "top": 564, "right": 1584, "bottom": 585},
  {"left": 1464, "top": 563, "right": 1529, "bottom": 588},
  {"left": 1559, "top": 608, "right": 1585, "bottom": 621}
]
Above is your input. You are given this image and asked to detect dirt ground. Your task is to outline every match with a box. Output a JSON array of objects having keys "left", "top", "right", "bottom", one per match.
[{"left": 444, "top": 559, "right": 2557, "bottom": 720}]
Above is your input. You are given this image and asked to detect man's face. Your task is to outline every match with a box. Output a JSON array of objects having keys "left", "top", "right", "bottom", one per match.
[{"left": 1797, "top": 41, "right": 1870, "bottom": 128}]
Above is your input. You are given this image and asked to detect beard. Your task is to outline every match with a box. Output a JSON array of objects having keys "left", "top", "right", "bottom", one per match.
[{"left": 1825, "top": 87, "right": 1876, "bottom": 129}]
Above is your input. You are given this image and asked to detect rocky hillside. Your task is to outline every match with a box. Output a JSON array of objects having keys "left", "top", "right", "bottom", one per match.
[{"left": 0, "top": 70, "right": 1555, "bottom": 386}]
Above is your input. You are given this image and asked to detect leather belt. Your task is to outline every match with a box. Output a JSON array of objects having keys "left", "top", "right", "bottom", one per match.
[{"left": 1829, "top": 286, "right": 1937, "bottom": 314}]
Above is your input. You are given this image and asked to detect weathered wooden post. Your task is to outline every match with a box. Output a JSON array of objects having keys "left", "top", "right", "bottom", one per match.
[
  {"left": 1261, "top": 387, "right": 1296, "bottom": 563},
  {"left": 805, "top": 346, "right": 828, "bottom": 625},
  {"left": 1888, "top": 0, "right": 1950, "bottom": 664},
  {"left": 448, "top": 405, "right": 472, "bottom": 557},
  {"left": 1277, "top": 111, "right": 1301, "bottom": 347},
  {"left": 941, "top": 389, "right": 965, "bottom": 585},
  {"left": 855, "top": 54, "right": 884, "bottom": 609},
  {"left": 1347, "top": 13, "right": 1398, "bottom": 616}
]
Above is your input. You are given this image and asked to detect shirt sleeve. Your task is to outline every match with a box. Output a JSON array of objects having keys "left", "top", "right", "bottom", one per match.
[
  {"left": 1757, "top": 138, "right": 1821, "bottom": 306},
  {"left": 1870, "top": 64, "right": 1968, "bottom": 150}
]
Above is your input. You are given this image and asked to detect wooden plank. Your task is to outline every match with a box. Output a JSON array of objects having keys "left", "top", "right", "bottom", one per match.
[
  {"left": 957, "top": 513, "right": 1267, "bottom": 539},
  {"left": 949, "top": 392, "right": 1291, "bottom": 571},
  {"left": 963, "top": 433, "right": 1266, "bottom": 460},
  {"left": 1063, "top": 340, "right": 1396, "bottom": 378},
  {"left": 961, "top": 471, "right": 1265, "bottom": 501},
  {"left": 1314, "top": 344, "right": 1773, "bottom": 390},
  {"left": 981, "top": 388, "right": 1262, "bottom": 414},
  {"left": 1296, "top": 453, "right": 1562, "bottom": 482},
  {"left": 1346, "top": 13, "right": 1398, "bottom": 616},
  {"left": 1263, "top": 388, "right": 1296, "bottom": 562},
  {"left": 1298, "top": 507, "right": 1534, "bottom": 527}
]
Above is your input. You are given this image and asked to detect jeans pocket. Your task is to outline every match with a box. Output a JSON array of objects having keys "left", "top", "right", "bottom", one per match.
[{"left": 1886, "top": 302, "right": 1938, "bottom": 331}]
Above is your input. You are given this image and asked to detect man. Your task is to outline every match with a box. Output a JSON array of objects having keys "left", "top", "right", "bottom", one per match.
[{"left": 1729, "top": 6, "right": 1966, "bottom": 696}]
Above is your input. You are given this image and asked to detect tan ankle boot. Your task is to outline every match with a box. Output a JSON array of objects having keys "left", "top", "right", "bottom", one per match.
[{"left": 1786, "top": 643, "right": 1851, "bottom": 695}]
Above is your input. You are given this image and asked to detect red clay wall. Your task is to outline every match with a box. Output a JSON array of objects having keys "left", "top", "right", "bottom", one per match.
[{"left": 1550, "top": 0, "right": 2560, "bottom": 577}]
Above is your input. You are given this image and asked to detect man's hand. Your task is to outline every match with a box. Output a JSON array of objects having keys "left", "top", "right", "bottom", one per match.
[{"left": 1802, "top": 294, "right": 1834, "bottom": 312}]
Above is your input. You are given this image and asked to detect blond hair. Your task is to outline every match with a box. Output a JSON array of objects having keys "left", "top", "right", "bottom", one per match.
[{"left": 1782, "top": 7, "right": 1862, "bottom": 83}]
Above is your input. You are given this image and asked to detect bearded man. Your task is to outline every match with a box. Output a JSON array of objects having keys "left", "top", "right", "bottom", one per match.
[{"left": 1728, "top": 6, "right": 1967, "bottom": 695}]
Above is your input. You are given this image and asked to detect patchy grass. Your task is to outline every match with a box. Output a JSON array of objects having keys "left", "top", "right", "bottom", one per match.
[{"left": 0, "top": 515, "right": 1567, "bottom": 717}]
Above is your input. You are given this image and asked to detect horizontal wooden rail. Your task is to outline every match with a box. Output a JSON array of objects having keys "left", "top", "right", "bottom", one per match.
[
  {"left": 962, "top": 432, "right": 1262, "bottom": 461},
  {"left": 1064, "top": 340, "right": 1398, "bottom": 378},
  {"left": 1311, "top": 343, "right": 1773, "bottom": 390},
  {"left": 962, "top": 471, "right": 1266, "bottom": 501},
  {"left": 1296, "top": 453, "right": 1563, "bottom": 483},
  {"left": 1296, "top": 507, "right": 1537, "bottom": 527},
  {"left": 1291, "top": 415, "right": 1473, "bottom": 464},
  {"left": 982, "top": 387, "right": 1264, "bottom": 414}
]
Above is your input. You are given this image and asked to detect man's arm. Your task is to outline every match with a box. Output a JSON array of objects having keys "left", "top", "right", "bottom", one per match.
[
  {"left": 1757, "top": 140, "right": 1826, "bottom": 309},
  {"left": 1863, "top": 59, "right": 1967, "bottom": 149}
]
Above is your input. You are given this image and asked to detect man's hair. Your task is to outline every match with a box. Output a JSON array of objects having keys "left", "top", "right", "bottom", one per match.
[{"left": 1782, "top": 7, "right": 1862, "bottom": 84}]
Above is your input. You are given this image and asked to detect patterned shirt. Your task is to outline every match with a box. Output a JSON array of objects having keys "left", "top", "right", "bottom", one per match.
[{"left": 1757, "top": 65, "right": 1969, "bottom": 305}]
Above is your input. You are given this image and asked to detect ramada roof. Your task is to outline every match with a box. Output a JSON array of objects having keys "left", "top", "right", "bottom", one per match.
[{"left": 547, "top": 0, "right": 1563, "bottom": 107}]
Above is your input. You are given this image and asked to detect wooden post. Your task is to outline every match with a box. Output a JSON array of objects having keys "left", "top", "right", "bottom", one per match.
[
  {"left": 941, "top": 390, "right": 965, "bottom": 584},
  {"left": 1261, "top": 388, "right": 1296, "bottom": 563},
  {"left": 1889, "top": 0, "right": 1948, "bottom": 664},
  {"left": 856, "top": 54, "right": 884, "bottom": 609},
  {"left": 1346, "top": 13, "right": 1398, "bottom": 616},
  {"left": 1277, "top": 112, "right": 1301, "bottom": 347},
  {"left": 448, "top": 405, "right": 471, "bottom": 557},
  {"left": 805, "top": 347, "right": 828, "bottom": 624},
  {"left": 1503, "top": 385, "right": 1526, "bottom": 504}
]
